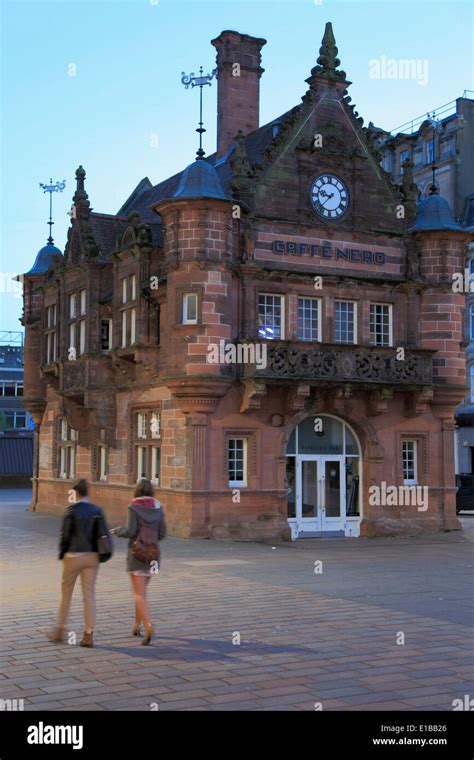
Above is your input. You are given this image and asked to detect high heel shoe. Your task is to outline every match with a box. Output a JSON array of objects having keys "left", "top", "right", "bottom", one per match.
[
  {"left": 142, "top": 624, "right": 154, "bottom": 646},
  {"left": 132, "top": 623, "right": 142, "bottom": 637}
]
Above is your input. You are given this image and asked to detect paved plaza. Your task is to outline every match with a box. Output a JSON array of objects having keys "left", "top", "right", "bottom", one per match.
[{"left": 0, "top": 490, "right": 473, "bottom": 711}]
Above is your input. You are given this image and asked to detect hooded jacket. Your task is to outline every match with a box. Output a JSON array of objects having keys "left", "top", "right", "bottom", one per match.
[{"left": 115, "top": 497, "right": 166, "bottom": 572}]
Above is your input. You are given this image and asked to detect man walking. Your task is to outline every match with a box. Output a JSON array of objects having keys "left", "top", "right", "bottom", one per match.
[{"left": 48, "top": 479, "right": 108, "bottom": 648}]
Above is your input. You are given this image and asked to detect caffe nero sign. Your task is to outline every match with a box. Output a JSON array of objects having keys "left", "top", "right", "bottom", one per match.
[{"left": 272, "top": 240, "right": 386, "bottom": 265}]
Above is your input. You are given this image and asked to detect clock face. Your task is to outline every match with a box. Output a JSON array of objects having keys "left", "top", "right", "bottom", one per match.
[{"left": 310, "top": 174, "right": 349, "bottom": 220}]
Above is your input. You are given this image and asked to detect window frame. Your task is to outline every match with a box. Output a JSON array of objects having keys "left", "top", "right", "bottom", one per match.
[
  {"left": 228, "top": 437, "right": 248, "bottom": 488},
  {"left": 370, "top": 303, "right": 393, "bottom": 347},
  {"left": 402, "top": 439, "right": 418, "bottom": 485},
  {"left": 182, "top": 293, "right": 198, "bottom": 325},
  {"left": 258, "top": 293, "right": 285, "bottom": 341},
  {"left": 334, "top": 300, "right": 357, "bottom": 345},
  {"left": 297, "top": 296, "right": 322, "bottom": 342}
]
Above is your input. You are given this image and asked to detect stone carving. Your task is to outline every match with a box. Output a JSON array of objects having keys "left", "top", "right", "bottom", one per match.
[
  {"left": 62, "top": 363, "right": 85, "bottom": 391},
  {"left": 255, "top": 346, "right": 432, "bottom": 385}
]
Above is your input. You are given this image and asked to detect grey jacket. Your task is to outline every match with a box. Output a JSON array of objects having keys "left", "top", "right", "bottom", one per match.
[{"left": 115, "top": 497, "right": 166, "bottom": 572}]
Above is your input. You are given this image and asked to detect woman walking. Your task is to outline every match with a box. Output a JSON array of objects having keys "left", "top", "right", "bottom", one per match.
[
  {"left": 111, "top": 479, "right": 166, "bottom": 645},
  {"left": 48, "top": 479, "right": 110, "bottom": 648}
]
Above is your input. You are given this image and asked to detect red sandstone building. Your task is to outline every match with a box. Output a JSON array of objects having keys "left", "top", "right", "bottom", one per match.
[{"left": 22, "top": 24, "right": 472, "bottom": 540}]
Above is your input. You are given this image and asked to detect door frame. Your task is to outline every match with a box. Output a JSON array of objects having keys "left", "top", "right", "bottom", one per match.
[{"left": 293, "top": 454, "right": 345, "bottom": 537}]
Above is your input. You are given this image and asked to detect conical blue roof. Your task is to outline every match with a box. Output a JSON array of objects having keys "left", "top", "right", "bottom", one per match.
[
  {"left": 411, "top": 191, "right": 463, "bottom": 232},
  {"left": 173, "top": 159, "right": 231, "bottom": 201},
  {"left": 25, "top": 242, "right": 63, "bottom": 275}
]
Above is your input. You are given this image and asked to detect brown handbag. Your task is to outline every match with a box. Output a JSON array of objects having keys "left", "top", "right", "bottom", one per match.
[{"left": 132, "top": 519, "right": 160, "bottom": 564}]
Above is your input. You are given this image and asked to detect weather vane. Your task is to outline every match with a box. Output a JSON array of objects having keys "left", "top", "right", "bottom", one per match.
[
  {"left": 181, "top": 66, "right": 217, "bottom": 160},
  {"left": 39, "top": 178, "right": 66, "bottom": 244}
]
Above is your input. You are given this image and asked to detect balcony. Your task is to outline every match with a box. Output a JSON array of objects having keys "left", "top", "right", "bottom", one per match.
[{"left": 242, "top": 343, "right": 433, "bottom": 386}]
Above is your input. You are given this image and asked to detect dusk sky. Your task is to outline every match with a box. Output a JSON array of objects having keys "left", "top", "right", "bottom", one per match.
[{"left": 1, "top": 0, "right": 472, "bottom": 332}]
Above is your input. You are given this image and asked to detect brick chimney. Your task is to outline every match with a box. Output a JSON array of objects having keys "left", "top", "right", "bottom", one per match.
[{"left": 211, "top": 30, "right": 266, "bottom": 158}]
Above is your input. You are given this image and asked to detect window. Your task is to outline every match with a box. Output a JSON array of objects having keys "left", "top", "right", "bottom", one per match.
[
  {"left": 1, "top": 411, "right": 28, "bottom": 429},
  {"left": 120, "top": 275, "right": 138, "bottom": 347},
  {"left": 228, "top": 438, "right": 247, "bottom": 486},
  {"left": 99, "top": 445, "right": 108, "bottom": 481},
  {"left": 151, "top": 447, "right": 161, "bottom": 485},
  {"left": 258, "top": 294, "right": 284, "bottom": 340},
  {"left": 297, "top": 297, "right": 321, "bottom": 342},
  {"left": 400, "top": 149, "right": 410, "bottom": 173},
  {"left": 45, "top": 304, "right": 57, "bottom": 364},
  {"left": 79, "top": 320, "right": 86, "bottom": 355},
  {"left": 402, "top": 440, "right": 417, "bottom": 484},
  {"left": 69, "top": 323, "right": 76, "bottom": 354},
  {"left": 470, "top": 366, "right": 474, "bottom": 404},
  {"left": 67, "top": 291, "right": 86, "bottom": 357},
  {"left": 137, "top": 413, "right": 147, "bottom": 439},
  {"left": 68, "top": 293, "right": 77, "bottom": 319},
  {"left": 150, "top": 412, "right": 160, "bottom": 439},
  {"left": 16, "top": 383, "right": 23, "bottom": 397},
  {"left": 137, "top": 446, "right": 147, "bottom": 480},
  {"left": 101, "top": 319, "right": 112, "bottom": 351},
  {"left": 121, "top": 311, "right": 127, "bottom": 348},
  {"left": 3, "top": 383, "right": 15, "bottom": 397},
  {"left": 334, "top": 301, "right": 356, "bottom": 344},
  {"left": 132, "top": 410, "right": 162, "bottom": 482},
  {"left": 471, "top": 306, "right": 474, "bottom": 341},
  {"left": 370, "top": 303, "right": 392, "bottom": 347},
  {"left": 58, "top": 418, "right": 77, "bottom": 479},
  {"left": 182, "top": 293, "right": 198, "bottom": 324}
]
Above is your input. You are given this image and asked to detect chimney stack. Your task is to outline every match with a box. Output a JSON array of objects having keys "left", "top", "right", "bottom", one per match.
[{"left": 211, "top": 30, "right": 266, "bottom": 158}]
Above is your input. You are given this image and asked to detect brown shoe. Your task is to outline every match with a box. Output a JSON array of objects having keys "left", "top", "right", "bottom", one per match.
[
  {"left": 79, "top": 632, "right": 93, "bottom": 648},
  {"left": 47, "top": 627, "right": 65, "bottom": 643}
]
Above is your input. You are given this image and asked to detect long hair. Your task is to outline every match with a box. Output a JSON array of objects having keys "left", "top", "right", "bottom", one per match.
[{"left": 134, "top": 478, "right": 155, "bottom": 498}]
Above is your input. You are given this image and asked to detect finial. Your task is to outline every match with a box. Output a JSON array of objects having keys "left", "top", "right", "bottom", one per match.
[
  {"left": 72, "top": 165, "right": 90, "bottom": 214},
  {"left": 39, "top": 178, "right": 66, "bottom": 245},
  {"left": 306, "top": 22, "right": 348, "bottom": 87},
  {"left": 181, "top": 66, "right": 217, "bottom": 160}
]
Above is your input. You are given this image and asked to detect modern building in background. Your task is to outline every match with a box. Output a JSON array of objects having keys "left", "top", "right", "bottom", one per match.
[
  {"left": 0, "top": 332, "right": 33, "bottom": 486},
  {"left": 373, "top": 97, "right": 474, "bottom": 479},
  {"left": 21, "top": 24, "right": 472, "bottom": 539}
]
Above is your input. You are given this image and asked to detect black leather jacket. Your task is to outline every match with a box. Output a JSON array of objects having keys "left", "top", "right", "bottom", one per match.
[{"left": 59, "top": 500, "right": 105, "bottom": 559}]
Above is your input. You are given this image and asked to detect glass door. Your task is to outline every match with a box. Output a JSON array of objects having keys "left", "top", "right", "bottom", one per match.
[
  {"left": 321, "top": 458, "right": 344, "bottom": 532},
  {"left": 297, "top": 457, "right": 322, "bottom": 534}
]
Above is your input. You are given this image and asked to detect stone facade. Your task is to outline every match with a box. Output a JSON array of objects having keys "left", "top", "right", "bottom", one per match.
[{"left": 22, "top": 24, "right": 472, "bottom": 541}]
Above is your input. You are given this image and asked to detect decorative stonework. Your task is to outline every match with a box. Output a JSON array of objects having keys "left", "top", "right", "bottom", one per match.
[{"left": 255, "top": 346, "right": 433, "bottom": 385}]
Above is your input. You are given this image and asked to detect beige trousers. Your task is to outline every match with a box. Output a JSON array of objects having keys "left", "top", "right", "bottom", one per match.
[{"left": 57, "top": 553, "right": 99, "bottom": 631}]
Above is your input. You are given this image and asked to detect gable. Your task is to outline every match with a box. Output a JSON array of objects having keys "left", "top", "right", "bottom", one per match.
[{"left": 252, "top": 87, "right": 405, "bottom": 236}]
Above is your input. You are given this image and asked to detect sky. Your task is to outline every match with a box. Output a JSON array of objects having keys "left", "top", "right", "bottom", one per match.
[{"left": 1, "top": 0, "right": 473, "bottom": 333}]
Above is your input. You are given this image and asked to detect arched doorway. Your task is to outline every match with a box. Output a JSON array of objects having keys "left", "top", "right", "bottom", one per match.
[{"left": 285, "top": 414, "right": 362, "bottom": 539}]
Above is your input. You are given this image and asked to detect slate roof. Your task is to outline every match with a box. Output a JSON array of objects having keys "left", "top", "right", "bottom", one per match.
[
  {"left": 25, "top": 242, "right": 63, "bottom": 275},
  {"left": 118, "top": 107, "right": 299, "bottom": 221},
  {"left": 411, "top": 193, "right": 464, "bottom": 232},
  {"left": 87, "top": 212, "right": 164, "bottom": 261}
]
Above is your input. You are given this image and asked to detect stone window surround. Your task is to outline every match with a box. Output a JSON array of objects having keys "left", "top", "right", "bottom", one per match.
[
  {"left": 396, "top": 431, "right": 429, "bottom": 487},
  {"left": 175, "top": 286, "right": 204, "bottom": 326},
  {"left": 128, "top": 402, "right": 163, "bottom": 485},
  {"left": 222, "top": 429, "right": 259, "bottom": 490}
]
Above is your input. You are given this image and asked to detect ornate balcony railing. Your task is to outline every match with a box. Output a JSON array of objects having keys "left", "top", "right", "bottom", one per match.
[{"left": 247, "top": 344, "right": 433, "bottom": 385}]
